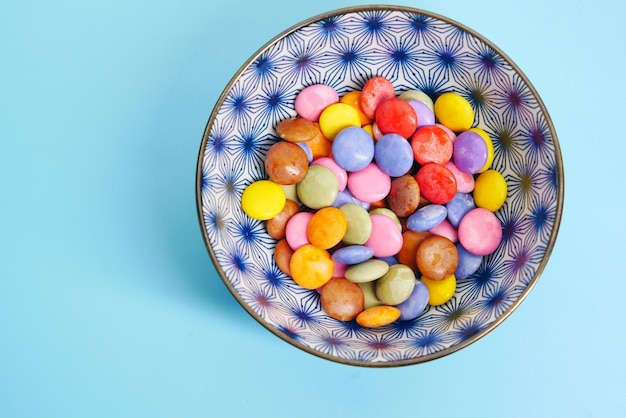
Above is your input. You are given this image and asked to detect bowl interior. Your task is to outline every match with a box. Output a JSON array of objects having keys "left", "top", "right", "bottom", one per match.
[{"left": 197, "top": 6, "right": 563, "bottom": 366}]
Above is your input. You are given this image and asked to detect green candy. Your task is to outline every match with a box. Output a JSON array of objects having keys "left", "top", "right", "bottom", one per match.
[
  {"left": 345, "top": 259, "right": 389, "bottom": 283},
  {"left": 358, "top": 281, "right": 383, "bottom": 309},
  {"left": 296, "top": 165, "right": 338, "bottom": 209},
  {"left": 340, "top": 203, "right": 372, "bottom": 245},
  {"left": 375, "top": 264, "right": 416, "bottom": 305}
]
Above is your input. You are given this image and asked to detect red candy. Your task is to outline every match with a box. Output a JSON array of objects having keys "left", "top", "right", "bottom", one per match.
[
  {"left": 374, "top": 98, "right": 418, "bottom": 139},
  {"left": 416, "top": 162, "right": 457, "bottom": 204},
  {"left": 360, "top": 76, "right": 396, "bottom": 119},
  {"left": 411, "top": 125, "right": 453, "bottom": 165}
]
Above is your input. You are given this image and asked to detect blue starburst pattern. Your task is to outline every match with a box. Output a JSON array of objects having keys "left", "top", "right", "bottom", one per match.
[{"left": 196, "top": 6, "right": 563, "bottom": 366}]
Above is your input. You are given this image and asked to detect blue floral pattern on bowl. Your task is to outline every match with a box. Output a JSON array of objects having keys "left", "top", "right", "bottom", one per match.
[{"left": 197, "top": 6, "right": 563, "bottom": 366}]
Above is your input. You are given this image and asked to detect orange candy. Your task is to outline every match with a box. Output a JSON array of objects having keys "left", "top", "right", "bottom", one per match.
[
  {"left": 289, "top": 244, "right": 334, "bottom": 289},
  {"left": 397, "top": 230, "right": 431, "bottom": 271},
  {"left": 339, "top": 91, "right": 372, "bottom": 126},
  {"left": 306, "top": 123, "right": 333, "bottom": 160},
  {"left": 307, "top": 207, "right": 347, "bottom": 249},
  {"left": 356, "top": 305, "right": 401, "bottom": 328}
]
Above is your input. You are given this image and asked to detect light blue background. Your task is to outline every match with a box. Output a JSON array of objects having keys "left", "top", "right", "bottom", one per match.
[{"left": 1, "top": 0, "right": 623, "bottom": 417}]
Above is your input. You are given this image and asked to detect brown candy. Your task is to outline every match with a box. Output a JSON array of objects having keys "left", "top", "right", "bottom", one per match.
[
  {"left": 266, "top": 199, "right": 300, "bottom": 240},
  {"left": 320, "top": 277, "right": 364, "bottom": 321},
  {"left": 264, "top": 141, "right": 309, "bottom": 185},
  {"left": 387, "top": 174, "right": 420, "bottom": 217},
  {"left": 275, "top": 117, "right": 319, "bottom": 143},
  {"left": 274, "top": 239, "right": 294, "bottom": 276},
  {"left": 416, "top": 235, "right": 458, "bottom": 281}
]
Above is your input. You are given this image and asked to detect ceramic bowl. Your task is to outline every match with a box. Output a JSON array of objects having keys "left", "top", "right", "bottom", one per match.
[{"left": 196, "top": 5, "right": 564, "bottom": 367}]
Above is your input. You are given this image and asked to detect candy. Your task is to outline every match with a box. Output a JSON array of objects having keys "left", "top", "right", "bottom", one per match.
[
  {"left": 265, "top": 141, "right": 309, "bottom": 185},
  {"left": 374, "top": 98, "right": 418, "bottom": 138},
  {"left": 347, "top": 162, "right": 391, "bottom": 203},
  {"left": 339, "top": 203, "right": 372, "bottom": 245},
  {"left": 421, "top": 274, "right": 456, "bottom": 306},
  {"left": 374, "top": 133, "right": 414, "bottom": 177},
  {"left": 356, "top": 305, "right": 401, "bottom": 328},
  {"left": 473, "top": 169, "right": 508, "bottom": 212},
  {"left": 295, "top": 84, "right": 339, "bottom": 122},
  {"left": 289, "top": 244, "right": 334, "bottom": 290},
  {"left": 416, "top": 235, "right": 459, "bottom": 281},
  {"left": 364, "top": 214, "right": 403, "bottom": 257},
  {"left": 243, "top": 76, "right": 510, "bottom": 328},
  {"left": 241, "top": 180, "right": 286, "bottom": 220},
  {"left": 387, "top": 174, "right": 420, "bottom": 217},
  {"left": 453, "top": 131, "right": 489, "bottom": 174},
  {"left": 411, "top": 125, "right": 453, "bottom": 165},
  {"left": 406, "top": 204, "right": 447, "bottom": 232},
  {"left": 360, "top": 76, "right": 396, "bottom": 119},
  {"left": 307, "top": 207, "right": 347, "bottom": 250},
  {"left": 319, "top": 103, "right": 361, "bottom": 140},
  {"left": 396, "top": 280, "right": 430, "bottom": 321},
  {"left": 345, "top": 259, "right": 390, "bottom": 283},
  {"left": 457, "top": 208, "right": 502, "bottom": 256},
  {"left": 266, "top": 199, "right": 300, "bottom": 239},
  {"left": 375, "top": 264, "right": 416, "bottom": 305},
  {"left": 332, "top": 245, "right": 375, "bottom": 265},
  {"left": 296, "top": 165, "right": 339, "bottom": 209},
  {"left": 434, "top": 92, "right": 474, "bottom": 132},
  {"left": 415, "top": 162, "right": 457, "bottom": 204},
  {"left": 320, "top": 277, "right": 364, "bottom": 321},
  {"left": 275, "top": 117, "right": 320, "bottom": 142},
  {"left": 331, "top": 126, "right": 375, "bottom": 172},
  {"left": 285, "top": 211, "right": 313, "bottom": 250},
  {"left": 311, "top": 157, "right": 348, "bottom": 192}
]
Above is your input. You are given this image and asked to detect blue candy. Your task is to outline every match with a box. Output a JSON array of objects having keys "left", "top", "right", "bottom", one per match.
[
  {"left": 296, "top": 141, "right": 313, "bottom": 163},
  {"left": 376, "top": 255, "right": 399, "bottom": 266},
  {"left": 396, "top": 280, "right": 430, "bottom": 321},
  {"left": 331, "top": 126, "right": 374, "bottom": 172},
  {"left": 455, "top": 243, "right": 483, "bottom": 279},
  {"left": 446, "top": 192, "right": 476, "bottom": 228},
  {"left": 406, "top": 204, "right": 447, "bottom": 232},
  {"left": 331, "top": 189, "right": 370, "bottom": 210},
  {"left": 374, "top": 133, "right": 414, "bottom": 177},
  {"left": 332, "top": 245, "right": 374, "bottom": 265}
]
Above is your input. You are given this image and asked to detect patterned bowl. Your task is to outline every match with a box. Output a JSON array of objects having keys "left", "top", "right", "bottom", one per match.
[{"left": 196, "top": 5, "right": 564, "bottom": 367}]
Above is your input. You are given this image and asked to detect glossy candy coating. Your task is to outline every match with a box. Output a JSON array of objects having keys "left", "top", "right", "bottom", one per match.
[
  {"left": 396, "top": 280, "right": 430, "bottom": 321},
  {"left": 320, "top": 277, "right": 364, "bottom": 321},
  {"left": 347, "top": 163, "right": 391, "bottom": 203},
  {"left": 356, "top": 305, "right": 401, "bottom": 328},
  {"left": 345, "top": 259, "right": 390, "bottom": 283},
  {"left": 364, "top": 214, "right": 403, "bottom": 257},
  {"left": 276, "top": 117, "right": 319, "bottom": 142},
  {"left": 416, "top": 235, "right": 459, "bottom": 281},
  {"left": 375, "top": 98, "right": 418, "bottom": 138},
  {"left": 331, "top": 126, "right": 375, "bottom": 172},
  {"left": 406, "top": 204, "right": 447, "bottom": 232},
  {"left": 319, "top": 103, "right": 361, "bottom": 140},
  {"left": 266, "top": 199, "right": 300, "bottom": 240},
  {"left": 289, "top": 244, "right": 334, "bottom": 290},
  {"left": 374, "top": 133, "right": 414, "bottom": 177},
  {"left": 458, "top": 208, "right": 502, "bottom": 256},
  {"left": 285, "top": 211, "right": 313, "bottom": 250},
  {"left": 294, "top": 84, "right": 339, "bottom": 122},
  {"left": 421, "top": 274, "right": 456, "bottom": 306},
  {"left": 340, "top": 90, "right": 372, "bottom": 126},
  {"left": 241, "top": 180, "right": 286, "bottom": 220},
  {"left": 474, "top": 169, "right": 507, "bottom": 212},
  {"left": 375, "top": 264, "right": 416, "bottom": 305},
  {"left": 453, "top": 131, "right": 488, "bottom": 174},
  {"left": 332, "top": 245, "right": 375, "bottom": 265},
  {"left": 416, "top": 162, "right": 457, "bottom": 204},
  {"left": 265, "top": 141, "right": 309, "bottom": 185},
  {"left": 434, "top": 92, "right": 474, "bottom": 132},
  {"left": 296, "top": 165, "right": 339, "bottom": 209}
]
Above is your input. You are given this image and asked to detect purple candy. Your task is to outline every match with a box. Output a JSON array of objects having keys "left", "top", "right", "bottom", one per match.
[
  {"left": 406, "top": 204, "right": 447, "bottom": 232},
  {"left": 376, "top": 255, "right": 399, "bottom": 266},
  {"left": 453, "top": 131, "right": 488, "bottom": 174},
  {"left": 332, "top": 245, "right": 375, "bottom": 265},
  {"left": 374, "top": 133, "right": 414, "bottom": 177},
  {"left": 446, "top": 192, "right": 476, "bottom": 228},
  {"left": 331, "top": 126, "right": 375, "bottom": 172},
  {"left": 331, "top": 189, "right": 370, "bottom": 210},
  {"left": 296, "top": 141, "right": 313, "bottom": 163},
  {"left": 455, "top": 243, "right": 483, "bottom": 279},
  {"left": 396, "top": 280, "right": 430, "bottom": 321},
  {"left": 407, "top": 100, "right": 435, "bottom": 127}
]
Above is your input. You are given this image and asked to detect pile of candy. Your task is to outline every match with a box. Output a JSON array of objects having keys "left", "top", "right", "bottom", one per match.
[{"left": 241, "top": 76, "right": 507, "bottom": 328}]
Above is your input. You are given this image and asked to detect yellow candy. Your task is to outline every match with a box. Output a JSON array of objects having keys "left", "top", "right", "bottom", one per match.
[
  {"left": 421, "top": 274, "right": 456, "bottom": 306},
  {"left": 469, "top": 127, "right": 495, "bottom": 173},
  {"left": 318, "top": 103, "right": 361, "bottom": 140},
  {"left": 434, "top": 92, "right": 474, "bottom": 132},
  {"left": 241, "top": 180, "right": 286, "bottom": 220},
  {"left": 474, "top": 169, "right": 508, "bottom": 212},
  {"left": 362, "top": 124, "right": 374, "bottom": 139}
]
